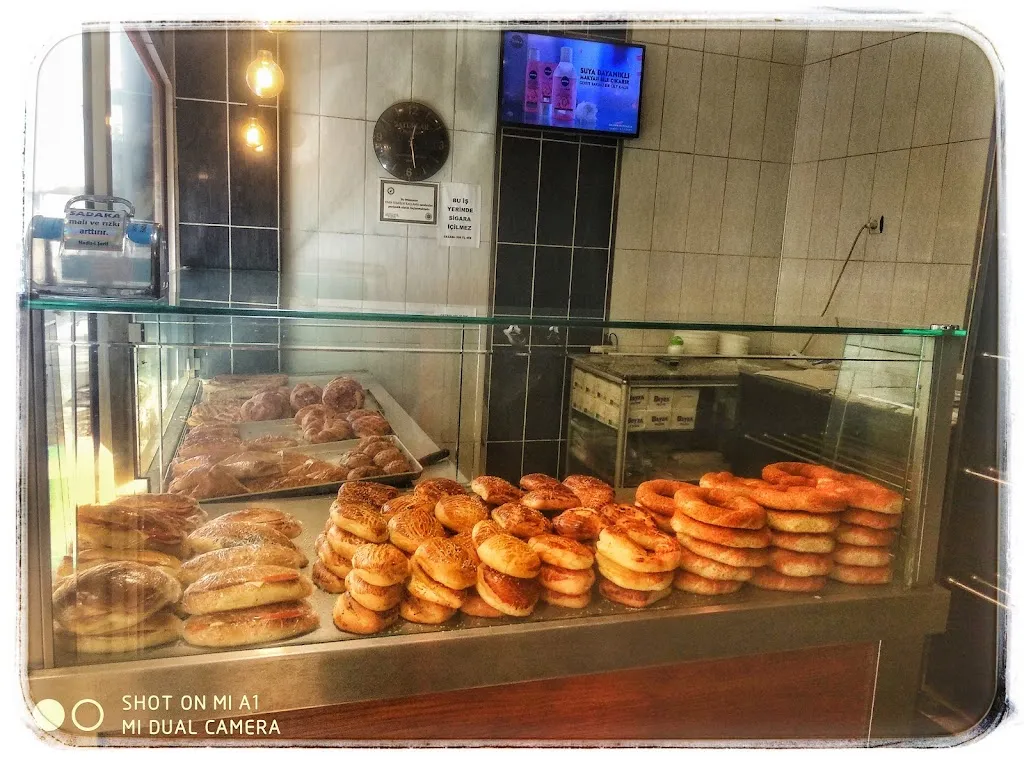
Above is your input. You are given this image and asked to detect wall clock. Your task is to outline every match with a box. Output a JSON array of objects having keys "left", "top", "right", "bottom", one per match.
[{"left": 372, "top": 101, "right": 450, "bottom": 182}]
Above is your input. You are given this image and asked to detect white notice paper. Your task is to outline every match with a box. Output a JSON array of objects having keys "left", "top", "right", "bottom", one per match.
[
  {"left": 439, "top": 182, "right": 481, "bottom": 248},
  {"left": 379, "top": 180, "right": 438, "bottom": 224}
]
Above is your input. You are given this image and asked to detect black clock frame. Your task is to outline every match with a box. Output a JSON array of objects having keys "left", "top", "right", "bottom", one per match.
[{"left": 372, "top": 101, "right": 450, "bottom": 182}]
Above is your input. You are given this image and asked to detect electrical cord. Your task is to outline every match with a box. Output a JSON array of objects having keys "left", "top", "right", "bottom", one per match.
[{"left": 798, "top": 223, "right": 871, "bottom": 356}]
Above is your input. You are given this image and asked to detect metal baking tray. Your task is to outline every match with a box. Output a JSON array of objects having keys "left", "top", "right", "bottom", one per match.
[{"left": 168, "top": 434, "right": 448, "bottom": 503}]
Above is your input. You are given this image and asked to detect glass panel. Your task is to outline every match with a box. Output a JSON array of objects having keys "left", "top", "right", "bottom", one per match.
[{"left": 109, "top": 27, "right": 157, "bottom": 221}]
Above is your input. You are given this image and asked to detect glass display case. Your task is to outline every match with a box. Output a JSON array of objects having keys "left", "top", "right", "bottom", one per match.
[{"left": 21, "top": 279, "right": 964, "bottom": 736}]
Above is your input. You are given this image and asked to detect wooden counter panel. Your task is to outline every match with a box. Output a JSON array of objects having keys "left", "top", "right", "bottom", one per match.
[{"left": 269, "top": 642, "right": 878, "bottom": 742}]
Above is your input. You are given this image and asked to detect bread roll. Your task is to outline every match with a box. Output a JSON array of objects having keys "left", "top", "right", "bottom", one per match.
[
  {"left": 380, "top": 494, "right": 436, "bottom": 523},
  {"left": 594, "top": 551, "right": 674, "bottom": 592},
  {"left": 458, "top": 588, "right": 503, "bottom": 618},
  {"left": 519, "top": 473, "right": 563, "bottom": 491},
  {"left": 181, "top": 565, "right": 313, "bottom": 614},
  {"left": 56, "top": 611, "right": 181, "bottom": 654},
  {"left": 329, "top": 500, "right": 388, "bottom": 543},
  {"left": 312, "top": 561, "right": 347, "bottom": 593},
  {"left": 186, "top": 520, "right": 298, "bottom": 555},
  {"left": 52, "top": 562, "right": 182, "bottom": 635},
  {"left": 671, "top": 570, "right": 745, "bottom": 596},
  {"left": 407, "top": 559, "right": 466, "bottom": 608},
  {"left": 527, "top": 534, "right": 594, "bottom": 570},
  {"left": 540, "top": 587, "right": 592, "bottom": 609},
  {"left": 596, "top": 524, "right": 682, "bottom": 573},
  {"left": 560, "top": 475, "right": 615, "bottom": 508},
  {"left": 179, "top": 543, "right": 308, "bottom": 585},
  {"left": 400, "top": 594, "right": 457, "bottom": 625},
  {"left": 388, "top": 507, "right": 446, "bottom": 554},
  {"left": 325, "top": 524, "right": 365, "bottom": 559},
  {"left": 471, "top": 519, "right": 504, "bottom": 549},
  {"left": 344, "top": 571, "right": 403, "bottom": 611},
  {"left": 520, "top": 488, "right": 581, "bottom": 513},
  {"left": 183, "top": 600, "right": 319, "bottom": 647},
  {"left": 491, "top": 503, "right": 553, "bottom": 538},
  {"left": 213, "top": 507, "right": 302, "bottom": 538},
  {"left": 332, "top": 593, "right": 399, "bottom": 635},
  {"left": 434, "top": 494, "right": 490, "bottom": 533},
  {"left": 477, "top": 533, "right": 541, "bottom": 579},
  {"left": 337, "top": 480, "right": 400, "bottom": 510},
  {"left": 537, "top": 563, "right": 595, "bottom": 596},
  {"left": 315, "top": 534, "right": 353, "bottom": 579},
  {"left": 413, "top": 538, "right": 478, "bottom": 590},
  {"left": 552, "top": 507, "right": 605, "bottom": 541},
  {"left": 470, "top": 476, "right": 524, "bottom": 505},
  {"left": 413, "top": 478, "right": 468, "bottom": 504},
  {"left": 597, "top": 578, "right": 672, "bottom": 608},
  {"left": 598, "top": 502, "right": 657, "bottom": 529},
  {"left": 475, "top": 564, "right": 539, "bottom": 617},
  {"left": 57, "top": 548, "right": 182, "bottom": 581},
  {"left": 350, "top": 542, "right": 409, "bottom": 587}
]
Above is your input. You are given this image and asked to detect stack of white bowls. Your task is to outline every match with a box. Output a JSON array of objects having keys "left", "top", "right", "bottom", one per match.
[
  {"left": 717, "top": 333, "right": 751, "bottom": 356},
  {"left": 672, "top": 330, "right": 720, "bottom": 355}
]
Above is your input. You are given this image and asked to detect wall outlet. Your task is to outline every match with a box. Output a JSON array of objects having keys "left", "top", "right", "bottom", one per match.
[{"left": 868, "top": 216, "right": 885, "bottom": 234}]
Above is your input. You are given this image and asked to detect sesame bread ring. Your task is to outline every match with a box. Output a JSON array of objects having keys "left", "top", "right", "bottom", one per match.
[
  {"left": 312, "top": 560, "right": 347, "bottom": 593},
  {"left": 471, "top": 519, "right": 505, "bottom": 549},
  {"left": 835, "top": 523, "right": 896, "bottom": 548},
  {"left": 541, "top": 587, "right": 592, "bottom": 609},
  {"left": 350, "top": 542, "right": 409, "bottom": 587},
  {"left": 329, "top": 500, "right": 388, "bottom": 543},
  {"left": 766, "top": 548, "right": 832, "bottom": 578},
  {"left": 345, "top": 570, "right": 403, "bottom": 612},
  {"left": 184, "top": 600, "right": 319, "bottom": 648},
  {"left": 765, "top": 510, "right": 841, "bottom": 534},
  {"left": 337, "top": 481, "right": 400, "bottom": 510},
  {"left": 672, "top": 570, "right": 746, "bottom": 595},
  {"left": 214, "top": 507, "right": 302, "bottom": 539},
  {"left": 459, "top": 588, "right": 504, "bottom": 618},
  {"left": 750, "top": 569, "right": 827, "bottom": 593},
  {"left": 594, "top": 551, "right": 675, "bottom": 591},
  {"left": 635, "top": 479, "right": 690, "bottom": 516},
  {"left": 829, "top": 563, "right": 893, "bottom": 585},
  {"left": 700, "top": 471, "right": 771, "bottom": 493},
  {"left": 833, "top": 544, "right": 893, "bottom": 568},
  {"left": 598, "top": 578, "right": 672, "bottom": 608},
  {"left": 519, "top": 473, "right": 564, "bottom": 491},
  {"left": 520, "top": 487, "right": 581, "bottom": 513},
  {"left": 476, "top": 564, "right": 539, "bottom": 617},
  {"left": 818, "top": 475, "right": 902, "bottom": 515},
  {"left": 670, "top": 512, "right": 771, "bottom": 549},
  {"left": 491, "top": 503, "right": 553, "bottom": 538},
  {"left": 673, "top": 485, "right": 767, "bottom": 530},
  {"left": 561, "top": 475, "right": 615, "bottom": 508},
  {"left": 674, "top": 532, "right": 771, "bottom": 568},
  {"left": 413, "top": 537, "right": 478, "bottom": 590},
  {"left": 407, "top": 559, "right": 467, "bottom": 608},
  {"left": 840, "top": 507, "right": 902, "bottom": 530},
  {"left": 769, "top": 530, "right": 836, "bottom": 554},
  {"left": 527, "top": 534, "right": 595, "bottom": 570},
  {"left": 316, "top": 534, "right": 353, "bottom": 579},
  {"left": 596, "top": 523, "right": 682, "bottom": 573},
  {"left": 181, "top": 565, "right": 313, "bottom": 615},
  {"left": 553, "top": 507, "right": 605, "bottom": 541},
  {"left": 380, "top": 494, "right": 435, "bottom": 524},
  {"left": 745, "top": 484, "right": 847, "bottom": 514},
  {"left": 435, "top": 494, "right": 490, "bottom": 533},
  {"left": 332, "top": 593, "right": 399, "bottom": 635},
  {"left": 641, "top": 507, "right": 676, "bottom": 534},
  {"left": 677, "top": 546, "right": 755, "bottom": 582},
  {"left": 400, "top": 594, "right": 457, "bottom": 625},
  {"left": 325, "top": 524, "right": 366, "bottom": 560},
  {"left": 762, "top": 462, "right": 842, "bottom": 485},
  {"left": 470, "top": 476, "right": 524, "bottom": 505},
  {"left": 413, "top": 478, "right": 468, "bottom": 504},
  {"left": 538, "top": 563, "right": 596, "bottom": 595},
  {"left": 388, "top": 508, "right": 446, "bottom": 554},
  {"left": 477, "top": 533, "right": 542, "bottom": 579},
  {"left": 598, "top": 503, "right": 656, "bottom": 529}
]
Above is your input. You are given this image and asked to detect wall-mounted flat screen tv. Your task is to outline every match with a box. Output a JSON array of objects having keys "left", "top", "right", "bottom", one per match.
[{"left": 498, "top": 30, "right": 645, "bottom": 138}]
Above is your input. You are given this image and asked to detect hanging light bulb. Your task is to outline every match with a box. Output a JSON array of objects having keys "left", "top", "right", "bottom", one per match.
[
  {"left": 245, "top": 49, "right": 284, "bottom": 98},
  {"left": 244, "top": 117, "right": 267, "bottom": 150}
]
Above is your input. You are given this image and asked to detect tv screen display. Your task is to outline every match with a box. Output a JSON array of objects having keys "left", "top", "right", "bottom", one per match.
[{"left": 498, "top": 31, "right": 645, "bottom": 138}]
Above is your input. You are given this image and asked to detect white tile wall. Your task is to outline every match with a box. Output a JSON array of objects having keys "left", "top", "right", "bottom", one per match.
[
  {"left": 949, "top": 37, "right": 996, "bottom": 142},
  {"left": 846, "top": 42, "right": 890, "bottom": 156},
  {"left": 659, "top": 47, "right": 702, "bottom": 153},
  {"left": 412, "top": 28, "right": 457, "bottom": 128},
  {"left": 616, "top": 148, "right": 659, "bottom": 250},
  {"left": 876, "top": 34, "right": 925, "bottom": 152},
  {"left": 720, "top": 159, "right": 760, "bottom": 255},
  {"left": 730, "top": 58, "right": 770, "bottom": 160},
  {"left": 819, "top": 51, "right": 858, "bottom": 159},
  {"left": 751, "top": 162, "right": 790, "bottom": 257},
  {"left": 807, "top": 157, "right": 846, "bottom": 260},
  {"left": 694, "top": 53, "right": 737, "bottom": 156},
  {"left": 651, "top": 152, "right": 693, "bottom": 251},
  {"left": 685, "top": 155, "right": 728, "bottom": 252},
  {"left": 792, "top": 60, "right": 829, "bottom": 163},
  {"left": 739, "top": 30, "right": 775, "bottom": 61},
  {"left": 320, "top": 31, "right": 367, "bottom": 120},
  {"left": 365, "top": 30, "right": 413, "bottom": 121},
  {"left": 912, "top": 33, "right": 962, "bottom": 147},
  {"left": 761, "top": 64, "right": 802, "bottom": 162},
  {"left": 896, "top": 145, "right": 946, "bottom": 263}
]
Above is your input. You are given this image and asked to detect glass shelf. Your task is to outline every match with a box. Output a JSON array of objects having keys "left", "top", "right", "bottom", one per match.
[{"left": 21, "top": 268, "right": 966, "bottom": 337}]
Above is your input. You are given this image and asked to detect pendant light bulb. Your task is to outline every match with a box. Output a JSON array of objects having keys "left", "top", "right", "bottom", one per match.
[
  {"left": 244, "top": 117, "right": 267, "bottom": 150},
  {"left": 245, "top": 49, "right": 284, "bottom": 98}
]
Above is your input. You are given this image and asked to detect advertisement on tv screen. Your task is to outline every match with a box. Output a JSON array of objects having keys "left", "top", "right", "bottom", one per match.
[{"left": 499, "top": 31, "right": 644, "bottom": 137}]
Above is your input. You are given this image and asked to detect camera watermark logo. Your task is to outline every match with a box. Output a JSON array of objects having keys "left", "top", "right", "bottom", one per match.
[{"left": 31, "top": 698, "right": 105, "bottom": 732}]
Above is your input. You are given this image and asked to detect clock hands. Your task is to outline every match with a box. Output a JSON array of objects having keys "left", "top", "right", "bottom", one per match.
[{"left": 409, "top": 125, "right": 417, "bottom": 169}]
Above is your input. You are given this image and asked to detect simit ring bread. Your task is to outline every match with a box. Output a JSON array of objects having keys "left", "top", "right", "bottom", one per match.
[
  {"left": 183, "top": 600, "right": 318, "bottom": 648},
  {"left": 835, "top": 523, "right": 896, "bottom": 547},
  {"left": 672, "top": 571, "right": 745, "bottom": 595},
  {"left": 765, "top": 509, "right": 841, "bottom": 534},
  {"left": 671, "top": 512, "right": 771, "bottom": 549},
  {"left": 345, "top": 570, "right": 404, "bottom": 611},
  {"left": 829, "top": 562, "right": 893, "bottom": 585},
  {"left": 677, "top": 546, "right": 755, "bottom": 582},
  {"left": 413, "top": 537, "right": 478, "bottom": 590},
  {"left": 594, "top": 551, "right": 674, "bottom": 591},
  {"left": 766, "top": 548, "right": 833, "bottom": 578},
  {"left": 561, "top": 475, "right": 615, "bottom": 508},
  {"left": 527, "top": 533, "right": 594, "bottom": 570},
  {"left": 673, "top": 484, "right": 767, "bottom": 530},
  {"left": 749, "top": 568, "right": 827, "bottom": 593},
  {"left": 435, "top": 494, "right": 490, "bottom": 533},
  {"left": 52, "top": 562, "right": 182, "bottom": 635},
  {"left": 181, "top": 565, "right": 313, "bottom": 614},
  {"left": 350, "top": 542, "right": 409, "bottom": 587},
  {"left": 470, "top": 476, "right": 524, "bottom": 505},
  {"left": 329, "top": 500, "right": 388, "bottom": 543},
  {"left": 400, "top": 594, "right": 457, "bottom": 625},
  {"left": 674, "top": 532, "right": 770, "bottom": 568},
  {"left": 179, "top": 543, "right": 308, "bottom": 585},
  {"left": 537, "top": 563, "right": 595, "bottom": 595},
  {"left": 491, "top": 503, "right": 553, "bottom": 538},
  {"left": 476, "top": 533, "right": 541, "bottom": 578},
  {"left": 598, "top": 503, "right": 656, "bottom": 529},
  {"left": 596, "top": 523, "right": 682, "bottom": 573},
  {"left": 817, "top": 474, "right": 902, "bottom": 515},
  {"left": 832, "top": 544, "right": 893, "bottom": 568},
  {"left": 841, "top": 507, "right": 902, "bottom": 530},
  {"left": 769, "top": 530, "right": 836, "bottom": 554},
  {"left": 636, "top": 479, "right": 691, "bottom": 516},
  {"left": 212, "top": 507, "right": 302, "bottom": 539},
  {"left": 598, "top": 577, "right": 672, "bottom": 608},
  {"left": 476, "top": 564, "right": 539, "bottom": 617}
]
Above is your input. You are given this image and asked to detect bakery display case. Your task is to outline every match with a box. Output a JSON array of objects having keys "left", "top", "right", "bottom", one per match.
[{"left": 20, "top": 283, "right": 966, "bottom": 740}]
